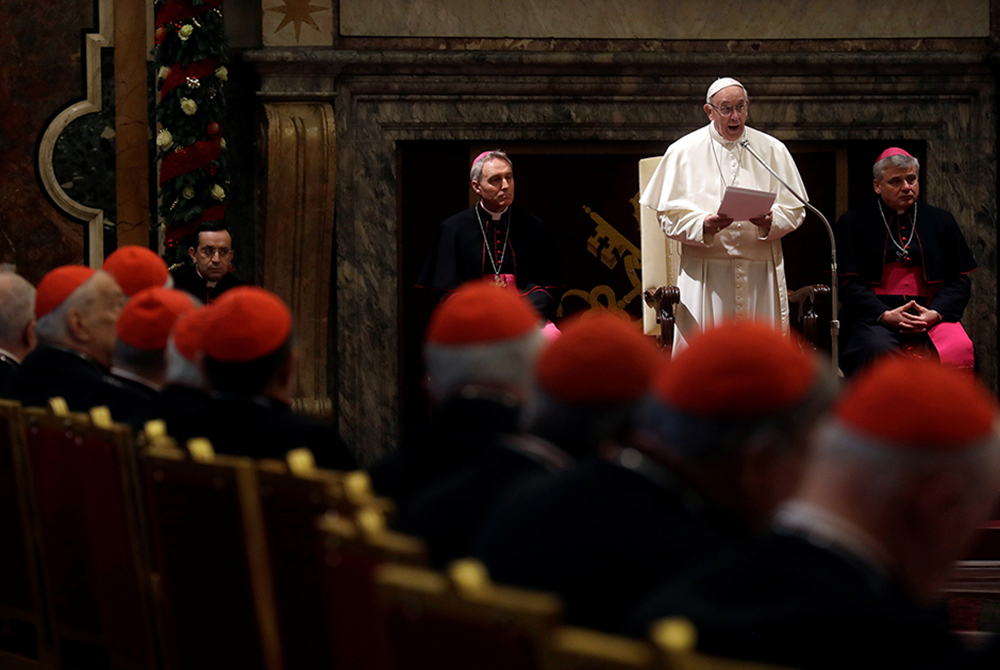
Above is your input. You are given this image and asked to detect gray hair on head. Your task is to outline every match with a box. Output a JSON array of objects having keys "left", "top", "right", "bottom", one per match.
[
  {"left": 0, "top": 269, "right": 35, "bottom": 345},
  {"left": 874, "top": 154, "right": 920, "bottom": 182},
  {"left": 470, "top": 150, "right": 513, "bottom": 183}
]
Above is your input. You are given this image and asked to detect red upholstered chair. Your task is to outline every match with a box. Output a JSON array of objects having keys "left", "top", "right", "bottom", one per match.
[
  {"left": 317, "top": 504, "right": 426, "bottom": 670},
  {"left": 375, "top": 558, "right": 564, "bottom": 670},
  {"left": 0, "top": 399, "right": 47, "bottom": 669},
  {"left": 141, "top": 438, "right": 282, "bottom": 670},
  {"left": 254, "top": 450, "right": 351, "bottom": 670},
  {"left": 21, "top": 399, "right": 156, "bottom": 670}
]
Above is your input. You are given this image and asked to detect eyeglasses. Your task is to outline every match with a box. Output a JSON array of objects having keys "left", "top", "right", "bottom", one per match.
[
  {"left": 197, "top": 246, "right": 232, "bottom": 259},
  {"left": 709, "top": 102, "right": 749, "bottom": 116}
]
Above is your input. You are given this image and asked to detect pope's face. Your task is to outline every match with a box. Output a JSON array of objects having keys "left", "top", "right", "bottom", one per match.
[
  {"left": 704, "top": 85, "right": 749, "bottom": 143},
  {"left": 472, "top": 158, "right": 515, "bottom": 212},
  {"left": 874, "top": 165, "right": 920, "bottom": 214}
]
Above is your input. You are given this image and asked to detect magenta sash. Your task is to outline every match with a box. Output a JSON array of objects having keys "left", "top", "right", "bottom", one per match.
[
  {"left": 873, "top": 263, "right": 974, "bottom": 372},
  {"left": 482, "top": 274, "right": 517, "bottom": 292}
]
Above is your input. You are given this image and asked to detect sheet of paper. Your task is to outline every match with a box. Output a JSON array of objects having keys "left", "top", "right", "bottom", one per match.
[{"left": 717, "top": 186, "right": 776, "bottom": 221}]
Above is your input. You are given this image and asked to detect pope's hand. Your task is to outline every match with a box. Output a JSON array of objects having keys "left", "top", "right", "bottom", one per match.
[{"left": 704, "top": 213, "right": 734, "bottom": 235}]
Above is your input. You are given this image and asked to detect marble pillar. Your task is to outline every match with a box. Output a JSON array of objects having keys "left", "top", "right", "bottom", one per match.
[
  {"left": 260, "top": 103, "right": 337, "bottom": 422},
  {"left": 114, "top": 0, "right": 150, "bottom": 248}
]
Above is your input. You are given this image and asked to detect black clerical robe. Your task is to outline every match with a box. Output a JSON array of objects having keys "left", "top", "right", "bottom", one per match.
[
  {"left": 0, "top": 352, "right": 18, "bottom": 399},
  {"left": 626, "top": 531, "right": 980, "bottom": 670},
  {"left": 470, "top": 451, "right": 749, "bottom": 632},
  {"left": 170, "top": 263, "right": 246, "bottom": 305},
  {"left": 835, "top": 200, "right": 977, "bottom": 375},
  {"left": 15, "top": 346, "right": 108, "bottom": 410},
  {"left": 417, "top": 204, "right": 563, "bottom": 320},
  {"left": 168, "top": 394, "right": 357, "bottom": 471}
]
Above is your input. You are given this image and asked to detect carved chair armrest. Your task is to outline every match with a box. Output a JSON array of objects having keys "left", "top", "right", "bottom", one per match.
[
  {"left": 787, "top": 284, "right": 831, "bottom": 350},
  {"left": 644, "top": 286, "right": 681, "bottom": 356}
]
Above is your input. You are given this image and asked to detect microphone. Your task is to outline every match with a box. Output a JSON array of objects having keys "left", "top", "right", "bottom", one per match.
[{"left": 740, "top": 138, "right": 840, "bottom": 374}]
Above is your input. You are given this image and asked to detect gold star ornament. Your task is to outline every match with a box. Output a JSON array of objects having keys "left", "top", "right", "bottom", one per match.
[{"left": 265, "top": 0, "right": 330, "bottom": 41}]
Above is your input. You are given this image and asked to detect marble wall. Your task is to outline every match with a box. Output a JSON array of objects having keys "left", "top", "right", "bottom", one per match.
[
  {"left": 249, "top": 46, "right": 998, "bottom": 461},
  {"left": 0, "top": 0, "right": 96, "bottom": 282},
  {"left": 338, "top": 0, "right": 989, "bottom": 40}
]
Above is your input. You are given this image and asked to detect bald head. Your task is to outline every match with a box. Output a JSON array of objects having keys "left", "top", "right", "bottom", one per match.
[{"left": 0, "top": 269, "right": 37, "bottom": 361}]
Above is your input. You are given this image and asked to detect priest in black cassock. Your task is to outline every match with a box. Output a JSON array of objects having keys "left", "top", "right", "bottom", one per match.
[
  {"left": 835, "top": 147, "right": 977, "bottom": 376},
  {"left": 416, "top": 150, "right": 563, "bottom": 321}
]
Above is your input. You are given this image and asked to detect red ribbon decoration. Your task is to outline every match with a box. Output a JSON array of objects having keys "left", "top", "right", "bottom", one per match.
[
  {"left": 160, "top": 137, "right": 221, "bottom": 185},
  {"left": 160, "top": 57, "right": 221, "bottom": 100},
  {"left": 155, "top": 0, "right": 223, "bottom": 28}
]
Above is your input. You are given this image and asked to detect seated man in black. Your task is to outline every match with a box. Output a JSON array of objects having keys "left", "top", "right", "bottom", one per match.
[
  {"left": 0, "top": 268, "right": 36, "bottom": 399},
  {"left": 417, "top": 150, "right": 562, "bottom": 321},
  {"left": 171, "top": 221, "right": 246, "bottom": 304},
  {"left": 87, "top": 287, "right": 197, "bottom": 429},
  {"left": 170, "top": 286, "right": 356, "bottom": 470},
  {"left": 396, "top": 307, "right": 661, "bottom": 569},
  {"left": 836, "top": 147, "right": 977, "bottom": 376},
  {"left": 16, "top": 266, "right": 126, "bottom": 410},
  {"left": 626, "top": 358, "right": 1000, "bottom": 670},
  {"left": 369, "top": 281, "right": 545, "bottom": 514},
  {"left": 472, "top": 322, "right": 834, "bottom": 632}
]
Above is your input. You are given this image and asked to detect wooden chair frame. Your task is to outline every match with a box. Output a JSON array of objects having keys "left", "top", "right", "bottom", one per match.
[{"left": 20, "top": 400, "right": 156, "bottom": 670}]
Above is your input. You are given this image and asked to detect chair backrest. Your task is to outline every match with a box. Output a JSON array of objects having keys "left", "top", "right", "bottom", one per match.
[
  {"left": 639, "top": 156, "right": 681, "bottom": 337},
  {"left": 376, "top": 558, "right": 564, "bottom": 670},
  {"left": 21, "top": 399, "right": 155, "bottom": 669},
  {"left": 544, "top": 626, "right": 658, "bottom": 670},
  {"left": 254, "top": 451, "right": 346, "bottom": 670},
  {"left": 317, "top": 505, "right": 426, "bottom": 670},
  {"left": 652, "top": 618, "right": 799, "bottom": 670},
  {"left": 0, "top": 398, "right": 46, "bottom": 666},
  {"left": 141, "top": 439, "right": 282, "bottom": 670}
]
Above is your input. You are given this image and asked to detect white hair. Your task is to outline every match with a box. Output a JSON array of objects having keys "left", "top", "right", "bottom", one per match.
[
  {"left": 424, "top": 330, "right": 544, "bottom": 403},
  {"left": 812, "top": 418, "right": 1000, "bottom": 503},
  {"left": 873, "top": 154, "right": 920, "bottom": 181},
  {"left": 470, "top": 150, "right": 513, "bottom": 183},
  {"left": 33, "top": 270, "right": 114, "bottom": 348},
  {"left": 0, "top": 271, "right": 35, "bottom": 345},
  {"left": 164, "top": 339, "right": 208, "bottom": 389}
]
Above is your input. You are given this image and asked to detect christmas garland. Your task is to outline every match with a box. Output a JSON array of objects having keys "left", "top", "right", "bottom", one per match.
[{"left": 153, "top": 0, "right": 230, "bottom": 262}]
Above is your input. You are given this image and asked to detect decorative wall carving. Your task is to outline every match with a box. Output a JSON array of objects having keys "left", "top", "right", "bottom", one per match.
[{"left": 36, "top": 0, "right": 114, "bottom": 267}]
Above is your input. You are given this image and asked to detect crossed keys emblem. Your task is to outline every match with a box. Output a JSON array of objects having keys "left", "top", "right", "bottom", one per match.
[{"left": 557, "top": 194, "right": 644, "bottom": 316}]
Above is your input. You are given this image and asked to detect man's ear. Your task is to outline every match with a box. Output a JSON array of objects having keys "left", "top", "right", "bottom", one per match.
[
  {"left": 22, "top": 320, "right": 36, "bottom": 352},
  {"left": 471, "top": 180, "right": 482, "bottom": 197},
  {"left": 873, "top": 178, "right": 883, "bottom": 196},
  {"left": 65, "top": 308, "right": 89, "bottom": 343},
  {"left": 188, "top": 246, "right": 197, "bottom": 263}
]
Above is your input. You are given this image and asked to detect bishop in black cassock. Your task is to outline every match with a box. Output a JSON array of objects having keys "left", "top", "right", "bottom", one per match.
[{"left": 416, "top": 150, "right": 562, "bottom": 320}]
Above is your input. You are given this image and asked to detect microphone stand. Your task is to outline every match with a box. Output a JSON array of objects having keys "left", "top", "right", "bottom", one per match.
[{"left": 740, "top": 138, "right": 840, "bottom": 374}]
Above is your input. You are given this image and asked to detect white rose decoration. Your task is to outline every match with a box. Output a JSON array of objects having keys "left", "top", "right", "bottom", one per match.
[
  {"left": 182, "top": 187, "right": 196, "bottom": 200},
  {"left": 179, "top": 24, "right": 194, "bottom": 41},
  {"left": 156, "top": 129, "right": 173, "bottom": 150},
  {"left": 211, "top": 184, "right": 226, "bottom": 201},
  {"left": 180, "top": 98, "right": 198, "bottom": 115},
  {"left": 158, "top": 66, "right": 170, "bottom": 81},
  {"left": 215, "top": 66, "right": 228, "bottom": 81}
]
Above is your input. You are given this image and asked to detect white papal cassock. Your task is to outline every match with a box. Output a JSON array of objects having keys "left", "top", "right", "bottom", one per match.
[{"left": 640, "top": 123, "right": 807, "bottom": 351}]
